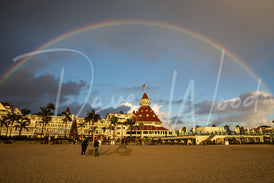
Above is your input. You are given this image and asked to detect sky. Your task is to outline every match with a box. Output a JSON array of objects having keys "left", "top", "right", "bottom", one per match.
[{"left": 0, "top": 0, "right": 273, "bottom": 129}]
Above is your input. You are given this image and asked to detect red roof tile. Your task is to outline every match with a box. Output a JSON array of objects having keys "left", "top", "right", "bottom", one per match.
[
  {"left": 141, "top": 93, "right": 149, "bottom": 100},
  {"left": 134, "top": 105, "right": 162, "bottom": 123},
  {"left": 1, "top": 102, "right": 11, "bottom": 106},
  {"left": 1, "top": 102, "right": 14, "bottom": 108}
]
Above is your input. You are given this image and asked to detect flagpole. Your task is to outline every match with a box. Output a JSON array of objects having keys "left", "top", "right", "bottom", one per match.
[{"left": 142, "top": 84, "right": 146, "bottom": 93}]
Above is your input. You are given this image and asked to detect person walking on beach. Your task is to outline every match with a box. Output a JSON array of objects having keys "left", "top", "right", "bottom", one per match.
[
  {"left": 81, "top": 138, "right": 88, "bottom": 156},
  {"left": 94, "top": 139, "right": 99, "bottom": 156}
]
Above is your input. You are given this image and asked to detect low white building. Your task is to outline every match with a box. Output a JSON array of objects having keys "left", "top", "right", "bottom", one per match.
[{"left": 195, "top": 126, "right": 220, "bottom": 134}]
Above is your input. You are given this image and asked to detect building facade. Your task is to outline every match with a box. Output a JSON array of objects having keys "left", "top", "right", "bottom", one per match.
[{"left": 0, "top": 92, "right": 171, "bottom": 139}]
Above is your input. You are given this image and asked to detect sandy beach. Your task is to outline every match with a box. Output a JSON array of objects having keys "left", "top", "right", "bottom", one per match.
[{"left": 0, "top": 143, "right": 273, "bottom": 183}]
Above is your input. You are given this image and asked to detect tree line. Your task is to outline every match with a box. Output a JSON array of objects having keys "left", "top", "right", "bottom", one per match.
[{"left": 0, "top": 103, "right": 137, "bottom": 141}]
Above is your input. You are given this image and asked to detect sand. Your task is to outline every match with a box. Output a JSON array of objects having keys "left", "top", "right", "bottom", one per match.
[{"left": 0, "top": 143, "right": 273, "bottom": 183}]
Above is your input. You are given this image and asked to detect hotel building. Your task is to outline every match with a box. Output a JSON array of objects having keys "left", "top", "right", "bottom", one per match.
[{"left": 0, "top": 92, "right": 172, "bottom": 139}]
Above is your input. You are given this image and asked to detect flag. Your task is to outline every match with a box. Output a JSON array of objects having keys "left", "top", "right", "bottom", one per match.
[{"left": 142, "top": 84, "right": 145, "bottom": 88}]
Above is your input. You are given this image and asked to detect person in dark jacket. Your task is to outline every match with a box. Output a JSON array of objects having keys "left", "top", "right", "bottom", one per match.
[
  {"left": 94, "top": 140, "right": 99, "bottom": 156},
  {"left": 81, "top": 138, "right": 88, "bottom": 156}
]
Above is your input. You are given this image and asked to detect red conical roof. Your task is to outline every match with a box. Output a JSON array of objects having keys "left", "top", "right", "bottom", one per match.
[
  {"left": 66, "top": 106, "right": 70, "bottom": 114},
  {"left": 134, "top": 92, "right": 162, "bottom": 123},
  {"left": 134, "top": 105, "right": 162, "bottom": 123},
  {"left": 142, "top": 93, "right": 149, "bottom": 100}
]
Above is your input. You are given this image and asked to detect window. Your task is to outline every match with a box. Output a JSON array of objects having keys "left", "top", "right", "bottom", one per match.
[
  {"left": 146, "top": 114, "right": 149, "bottom": 117},
  {"left": 145, "top": 122, "right": 152, "bottom": 125}
]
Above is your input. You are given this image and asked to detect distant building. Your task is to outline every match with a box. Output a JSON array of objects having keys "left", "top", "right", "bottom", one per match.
[
  {"left": 255, "top": 126, "right": 274, "bottom": 134},
  {"left": 195, "top": 126, "right": 220, "bottom": 134},
  {"left": 2, "top": 92, "right": 272, "bottom": 140},
  {"left": 0, "top": 102, "right": 109, "bottom": 138},
  {"left": 0, "top": 102, "right": 20, "bottom": 115}
]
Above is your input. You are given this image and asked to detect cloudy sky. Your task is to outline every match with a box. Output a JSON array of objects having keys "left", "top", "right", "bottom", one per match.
[{"left": 0, "top": 0, "right": 273, "bottom": 129}]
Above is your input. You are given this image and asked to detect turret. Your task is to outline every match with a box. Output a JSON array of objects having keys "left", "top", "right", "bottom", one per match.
[{"left": 139, "top": 93, "right": 151, "bottom": 106}]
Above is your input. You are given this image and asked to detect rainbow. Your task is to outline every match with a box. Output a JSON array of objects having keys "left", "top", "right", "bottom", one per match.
[{"left": 0, "top": 20, "right": 270, "bottom": 92}]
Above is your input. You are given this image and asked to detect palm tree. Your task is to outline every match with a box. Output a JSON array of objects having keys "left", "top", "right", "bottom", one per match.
[
  {"left": 14, "top": 121, "right": 30, "bottom": 136},
  {"left": 0, "top": 117, "right": 8, "bottom": 137},
  {"left": 77, "top": 122, "right": 86, "bottom": 139},
  {"left": 61, "top": 111, "right": 72, "bottom": 138},
  {"left": 224, "top": 125, "right": 231, "bottom": 135},
  {"left": 176, "top": 130, "right": 180, "bottom": 137},
  {"left": 39, "top": 107, "right": 51, "bottom": 138},
  {"left": 14, "top": 108, "right": 31, "bottom": 136},
  {"left": 84, "top": 109, "right": 101, "bottom": 141},
  {"left": 126, "top": 118, "right": 135, "bottom": 141},
  {"left": 21, "top": 108, "right": 31, "bottom": 116},
  {"left": 239, "top": 126, "right": 245, "bottom": 135},
  {"left": 38, "top": 103, "right": 55, "bottom": 138},
  {"left": 110, "top": 116, "right": 118, "bottom": 140},
  {"left": 2, "top": 115, "right": 9, "bottom": 137},
  {"left": 4, "top": 111, "right": 18, "bottom": 138},
  {"left": 47, "top": 103, "right": 55, "bottom": 111}
]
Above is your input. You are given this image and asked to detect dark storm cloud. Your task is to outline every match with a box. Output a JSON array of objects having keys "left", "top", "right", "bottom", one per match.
[
  {"left": 97, "top": 105, "right": 131, "bottom": 119},
  {"left": 0, "top": 69, "right": 86, "bottom": 113},
  {"left": 58, "top": 101, "right": 131, "bottom": 119},
  {"left": 194, "top": 91, "right": 274, "bottom": 115},
  {"left": 169, "top": 116, "right": 193, "bottom": 126},
  {"left": 0, "top": 69, "right": 85, "bottom": 97},
  {"left": 192, "top": 91, "right": 274, "bottom": 128},
  {"left": 2, "top": 0, "right": 273, "bottom": 67},
  {"left": 169, "top": 116, "right": 186, "bottom": 125},
  {"left": 1, "top": 0, "right": 274, "bottom": 114},
  {"left": 58, "top": 102, "right": 92, "bottom": 118},
  {"left": 1, "top": 0, "right": 273, "bottom": 83},
  {"left": 155, "top": 99, "right": 185, "bottom": 105},
  {"left": 90, "top": 26, "right": 175, "bottom": 63}
]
